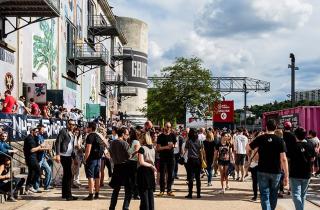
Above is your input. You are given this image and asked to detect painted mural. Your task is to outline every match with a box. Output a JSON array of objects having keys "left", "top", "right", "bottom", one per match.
[{"left": 33, "top": 19, "right": 58, "bottom": 89}]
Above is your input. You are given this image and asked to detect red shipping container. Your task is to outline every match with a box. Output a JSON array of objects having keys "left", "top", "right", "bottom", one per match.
[
  {"left": 213, "top": 101, "right": 234, "bottom": 123},
  {"left": 262, "top": 106, "right": 320, "bottom": 134}
]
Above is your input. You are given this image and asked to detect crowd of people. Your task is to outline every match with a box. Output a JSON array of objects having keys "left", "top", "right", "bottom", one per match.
[{"left": 0, "top": 116, "right": 319, "bottom": 210}]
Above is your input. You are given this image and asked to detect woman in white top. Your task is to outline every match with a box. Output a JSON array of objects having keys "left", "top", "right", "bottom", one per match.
[{"left": 128, "top": 128, "right": 141, "bottom": 199}]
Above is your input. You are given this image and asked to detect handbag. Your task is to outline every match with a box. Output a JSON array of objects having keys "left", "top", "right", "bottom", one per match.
[{"left": 200, "top": 144, "right": 207, "bottom": 169}]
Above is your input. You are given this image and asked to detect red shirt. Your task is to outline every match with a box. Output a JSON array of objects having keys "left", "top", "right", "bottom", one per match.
[
  {"left": 2, "top": 95, "right": 16, "bottom": 113},
  {"left": 31, "top": 103, "right": 40, "bottom": 116}
]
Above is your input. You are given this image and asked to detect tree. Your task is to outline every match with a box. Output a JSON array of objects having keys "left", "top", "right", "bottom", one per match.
[
  {"left": 33, "top": 19, "right": 57, "bottom": 89},
  {"left": 144, "top": 57, "right": 220, "bottom": 125}
]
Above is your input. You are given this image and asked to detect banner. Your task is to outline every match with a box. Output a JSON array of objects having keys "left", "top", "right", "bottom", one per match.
[
  {"left": 213, "top": 101, "right": 234, "bottom": 123},
  {"left": 0, "top": 113, "right": 66, "bottom": 141}
]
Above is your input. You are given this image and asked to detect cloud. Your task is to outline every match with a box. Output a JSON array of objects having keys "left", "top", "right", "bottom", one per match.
[{"left": 195, "top": 0, "right": 313, "bottom": 37}]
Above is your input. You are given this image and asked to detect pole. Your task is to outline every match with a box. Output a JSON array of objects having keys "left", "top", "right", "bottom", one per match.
[
  {"left": 290, "top": 53, "right": 295, "bottom": 107},
  {"left": 244, "top": 84, "right": 247, "bottom": 128}
]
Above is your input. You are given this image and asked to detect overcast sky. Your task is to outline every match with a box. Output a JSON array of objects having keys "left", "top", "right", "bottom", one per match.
[{"left": 110, "top": 0, "right": 320, "bottom": 108}]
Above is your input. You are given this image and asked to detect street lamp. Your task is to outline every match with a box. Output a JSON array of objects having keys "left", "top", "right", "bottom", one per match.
[{"left": 288, "top": 53, "right": 299, "bottom": 107}]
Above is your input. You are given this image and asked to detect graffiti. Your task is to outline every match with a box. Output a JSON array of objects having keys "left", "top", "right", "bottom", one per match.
[
  {"left": 0, "top": 113, "right": 66, "bottom": 141},
  {"left": 33, "top": 19, "right": 58, "bottom": 89},
  {"left": 4, "top": 72, "right": 14, "bottom": 91}
]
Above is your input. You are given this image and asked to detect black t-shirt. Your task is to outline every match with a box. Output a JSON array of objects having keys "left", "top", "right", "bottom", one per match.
[
  {"left": 287, "top": 140, "right": 316, "bottom": 179},
  {"left": 203, "top": 140, "right": 216, "bottom": 164},
  {"left": 157, "top": 133, "right": 176, "bottom": 159},
  {"left": 86, "top": 133, "right": 101, "bottom": 160},
  {"left": 283, "top": 131, "right": 296, "bottom": 158},
  {"left": 215, "top": 142, "right": 232, "bottom": 161},
  {"left": 23, "top": 134, "right": 38, "bottom": 162},
  {"left": 250, "top": 134, "right": 286, "bottom": 174}
]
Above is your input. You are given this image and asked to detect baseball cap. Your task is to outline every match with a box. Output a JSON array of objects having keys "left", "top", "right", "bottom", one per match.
[{"left": 283, "top": 121, "right": 292, "bottom": 129}]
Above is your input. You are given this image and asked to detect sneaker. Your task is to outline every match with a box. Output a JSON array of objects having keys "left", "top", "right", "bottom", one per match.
[
  {"left": 66, "top": 196, "right": 78, "bottom": 201},
  {"left": 7, "top": 196, "right": 17, "bottom": 202},
  {"left": 213, "top": 173, "right": 218, "bottom": 177},
  {"left": 157, "top": 192, "right": 165, "bottom": 197},
  {"left": 43, "top": 189, "right": 51, "bottom": 192},
  {"left": 83, "top": 195, "right": 94, "bottom": 201},
  {"left": 236, "top": 177, "right": 240, "bottom": 181},
  {"left": 226, "top": 185, "right": 230, "bottom": 190},
  {"left": 207, "top": 183, "right": 212, "bottom": 187},
  {"left": 27, "top": 187, "right": 38, "bottom": 193},
  {"left": 185, "top": 194, "right": 192, "bottom": 199},
  {"left": 219, "top": 189, "right": 225, "bottom": 194},
  {"left": 167, "top": 191, "right": 175, "bottom": 197}
]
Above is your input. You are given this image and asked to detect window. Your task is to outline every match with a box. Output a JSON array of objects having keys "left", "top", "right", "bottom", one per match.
[{"left": 66, "top": 20, "right": 75, "bottom": 58}]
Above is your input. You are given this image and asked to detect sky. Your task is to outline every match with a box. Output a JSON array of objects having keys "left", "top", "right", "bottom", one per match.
[{"left": 110, "top": 0, "right": 320, "bottom": 108}]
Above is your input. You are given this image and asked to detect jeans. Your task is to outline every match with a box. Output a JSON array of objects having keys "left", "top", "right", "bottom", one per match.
[
  {"left": 26, "top": 158, "right": 41, "bottom": 189},
  {"left": 257, "top": 172, "right": 282, "bottom": 210},
  {"left": 173, "top": 153, "right": 180, "bottom": 177},
  {"left": 290, "top": 178, "right": 310, "bottom": 210},
  {"left": 206, "top": 163, "right": 213, "bottom": 184},
  {"left": 61, "top": 156, "right": 73, "bottom": 198},
  {"left": 0, "top": 177, "right": 25, "bottom": 194},
  {"left": 251, "top": 166, "right": 258, "bottom": 198},
  {"left": 159, "top": 158, "right": 174, "bottom": 193},
  {"left": 34, "top": 158, "right": 52, "bottom": 190},
  {"left": 186, "top": 158, "right": 201, "bottom": 196},
  {"left": 139, "top": 189, "right": 154, "bottom": 210},
  {"left": 109, "top": 185, "right": 132, "bottom": 210}
]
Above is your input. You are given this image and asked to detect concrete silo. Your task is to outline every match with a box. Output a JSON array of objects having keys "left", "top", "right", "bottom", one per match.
[{"left": 116, "top": 17, "right": 148, "bottom": 125}]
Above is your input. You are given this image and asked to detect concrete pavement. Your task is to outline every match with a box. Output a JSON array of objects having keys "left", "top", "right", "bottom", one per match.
[{"left": 2, "top": 166, "right": 319, "bottom": 210}]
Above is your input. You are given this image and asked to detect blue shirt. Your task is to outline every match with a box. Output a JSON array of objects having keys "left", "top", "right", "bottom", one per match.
[
  {"left": 0, "top": 141, "right": 12, "bottom": 155},
  {"left": 37, "top": 135, "right": 46, "bottom": 161}
]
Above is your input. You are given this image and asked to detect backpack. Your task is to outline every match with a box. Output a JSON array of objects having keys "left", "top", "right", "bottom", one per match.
[{"left": 90, "top": 133, "right": 105, "bottom": 159}]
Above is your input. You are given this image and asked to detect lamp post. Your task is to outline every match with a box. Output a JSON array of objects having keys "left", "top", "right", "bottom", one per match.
[
  {"left": 243, "top": 84, "right": 248, "bottom": 128},
  {"left": 288, "top": 53, "right": 299, "bottom": 107}
]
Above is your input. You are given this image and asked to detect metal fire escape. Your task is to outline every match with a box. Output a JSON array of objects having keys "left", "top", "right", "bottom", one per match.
[
  {"left": 0, "top": 0, "right": 60, "bottom": 40},
  {"left": 148, "top": 76, "right": 271, "bottom": 127}
]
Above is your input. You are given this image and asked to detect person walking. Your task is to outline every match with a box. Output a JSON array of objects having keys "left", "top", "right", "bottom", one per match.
[
  {"left": 54, "top": 119, "right": 78, "bottom": 201},
  {"left": 83, "top": 122, "right": 104, "bottom": 200},
  {"left": 203, "top": 130, "right": 216, "bottom": 186},
  {"left": 128, "top": 128, "right": 141, "bottom": 199},
  {"left": 247, "top": 119, "right": 289, "bottom": 210},
  {"left": 108, "top": 127, "right": 132, "bottom": 210},
  {"left": 184, "top": 128, "right": 202, "bottom": 199},
  {"left": 156, "top": 122, "right": 176, "bottom": 197},
  {"left": 287, "top": 128, "right": 316, "bottom": 210},
  {"left": 234, "top": 127, "right": 248, "bottom": 182},
  {"left": 137, "top": 133, "right": 157, "bottom": 210},
  {"left": 215, "top": 132, "right": 234, "bottom": 194}
]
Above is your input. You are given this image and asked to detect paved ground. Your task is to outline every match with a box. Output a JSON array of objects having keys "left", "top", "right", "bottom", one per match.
[{"left": 2, "top": 166, "right": 319, "bottom": 210}]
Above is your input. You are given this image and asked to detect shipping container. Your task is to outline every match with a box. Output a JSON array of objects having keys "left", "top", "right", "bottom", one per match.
[{"left": 262, "top": 106, "right": 320, "bottom": 134}]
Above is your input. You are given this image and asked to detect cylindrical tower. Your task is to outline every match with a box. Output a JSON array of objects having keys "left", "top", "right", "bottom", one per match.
[{"left": 117, "top": 17, "right": 148, "bottom": 125}]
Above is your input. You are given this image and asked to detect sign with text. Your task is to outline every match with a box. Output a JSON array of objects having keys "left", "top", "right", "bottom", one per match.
[
  {"left": 213, "top": 101, "right": 234, "bottom": 123},
  {"left": 0, "top": 113, "right": 66, "bottom": 141}
]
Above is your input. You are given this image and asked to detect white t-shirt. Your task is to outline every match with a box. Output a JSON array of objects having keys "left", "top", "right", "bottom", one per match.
[
  {"left": 198, "top": 133, "right": 206, "bottom": 143},
  {"left": 17, "top": 100, "right": 25, "bottom": 114},
  {"left": 60, "top": 131, "right": 75, "bottom": 157},
  {"left": 182, "top": 142, "right": 188, "bottom": 163},
  {"left": 234, "top": 134, "right": 248, "bottom": 155}
]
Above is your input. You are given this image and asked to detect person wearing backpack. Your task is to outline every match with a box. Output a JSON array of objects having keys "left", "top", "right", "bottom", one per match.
[
  {"left": 83, "top": 122, "right": 104, "bottom": 200},
  {"left": 287, "top": 128, "right": 316, "bottom": 210}
]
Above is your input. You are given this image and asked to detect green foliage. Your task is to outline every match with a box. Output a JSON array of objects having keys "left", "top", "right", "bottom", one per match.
[
  {"left": 33, "top": 19, "right": 57, "bottom": 88},
  {"left": 142, "top": 57, "right": 220, "bottom": 125}
]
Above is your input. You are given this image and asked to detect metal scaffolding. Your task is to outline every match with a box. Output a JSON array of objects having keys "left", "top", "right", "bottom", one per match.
[{"left": 148, "top": 76, "right": 271, "bottom": 128}]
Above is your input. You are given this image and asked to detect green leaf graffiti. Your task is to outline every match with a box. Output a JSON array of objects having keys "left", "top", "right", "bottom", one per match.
[{"left": 33, "top": 19, "right": 57, "bottom": 89}]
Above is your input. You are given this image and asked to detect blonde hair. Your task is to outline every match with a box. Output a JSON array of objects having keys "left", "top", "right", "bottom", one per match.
[
  {"left": 140, "top": 132, "right": 153, "bottom": 146},
  {"left": 206, "top": 131, "right": 214, "bottom": 142},
  {"left": 274, "top": 129, "right": 283, "bottom": 138}
]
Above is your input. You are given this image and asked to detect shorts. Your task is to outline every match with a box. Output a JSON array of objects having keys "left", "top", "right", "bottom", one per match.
[
  {"left": 235, "top": 154, "right": 246, "bottom": 166},
  {"left": 85, "top": 159, "right": 101, "bottom": 179},
  {"left": 218, "top": 160, "right": 230, "bottom": 166}
]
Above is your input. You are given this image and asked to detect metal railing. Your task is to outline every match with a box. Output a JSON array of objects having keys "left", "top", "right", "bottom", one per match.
[
  {"left": 105, "top": 72, "right": 128, "bottom": 84},
  {"left": 88, "top": 15, "right": 120, "bottom": 29},
  {"left": 68, "top": 43, "right": 109, "bottom": 62}
]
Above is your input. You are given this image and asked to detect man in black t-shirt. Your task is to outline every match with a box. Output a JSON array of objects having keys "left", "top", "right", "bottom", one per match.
[
  {"left": 247, "top": 120, "right": 288, "bottom": 210},
  {"left": 83, "top": 122, "right": 102, "bottom": 200},
  {"left": 287, "top": 128, "right": 316, "bottom": 210},
  {"left": 23, "top": 128, "right": 47, "bottom": 193},
  {"left": 156, "top": 122, "right": 177, "bottom": 196}
]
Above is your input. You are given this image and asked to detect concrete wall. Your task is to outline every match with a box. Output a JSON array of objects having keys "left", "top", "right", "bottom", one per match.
[{"left": 116, "top": 17, "right": 148, "bottom": 123}]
